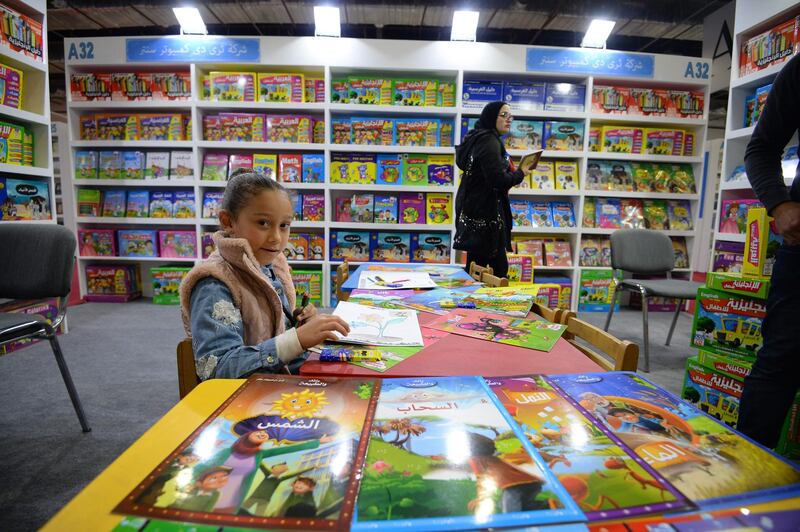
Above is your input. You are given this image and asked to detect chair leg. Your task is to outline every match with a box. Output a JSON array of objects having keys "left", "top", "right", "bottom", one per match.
[
  {"left": 665, "top": 299, "right": 683, "bottom": 346},
  {"left": 49, "top": 335, "right": 91, "bottom": 433},
  {"left": 640, "top": 290, "right": 650, "bottom": 373},
  {"left": 603, "top": 288, "right": 620, "bottom": 332}
]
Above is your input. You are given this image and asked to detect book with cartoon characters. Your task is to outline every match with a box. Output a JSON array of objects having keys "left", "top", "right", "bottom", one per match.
[
  {"left": 426, "top": 309, "right": 567, "bottom": 352},
  {"left": 485, "top": 376, "right": 691, "bottom": 521},
  {"left": 353, "top": 376, "right": 584, "bottom": 530},
  {"left": 548, "top": 372, "right": 800, "bottom": 508},
  {"left": 114, "top": 375, "right": 380, "bottom": 530}
]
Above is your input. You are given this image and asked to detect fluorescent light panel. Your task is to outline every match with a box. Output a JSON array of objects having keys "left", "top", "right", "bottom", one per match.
[
  {"left": 451, "top": 10, "right": 479, "bottom": 42},
  {"left": 173, "top": 7, "right": 207, "bottom": 35},
  {"left": 315, "top": 6, "right": 341, "bottom": 37},
  {"left": 581, "top": 18, "right": 615, "bottom": 48}
]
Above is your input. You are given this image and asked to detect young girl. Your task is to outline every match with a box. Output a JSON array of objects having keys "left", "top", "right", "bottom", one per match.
[{"left": 179, "top": 172, "right": 349, "bottom": 379}]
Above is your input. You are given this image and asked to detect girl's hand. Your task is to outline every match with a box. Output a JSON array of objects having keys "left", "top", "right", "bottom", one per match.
[
  {"left": 293, "top": 303, "right": 317, "bottom": 326},
  {"left": 296, "top": 315, "right": 351, "bottom": 349}
]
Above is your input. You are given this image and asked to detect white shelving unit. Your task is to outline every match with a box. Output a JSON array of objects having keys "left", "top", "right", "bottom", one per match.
[
  {"left": 0, "top": 0, "right": 53, "bottom": 225},
  {"left": 711, "top": 1, "right": 800, "bottom": 268},
  {"left": 64, "top": 36, "right": 710, "bottom": 306}
]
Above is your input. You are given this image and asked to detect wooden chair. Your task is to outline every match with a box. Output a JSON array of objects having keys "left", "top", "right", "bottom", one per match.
[
  {"left": 530, "top": 302, "right": 561, "bottom": 323},
  {"left": 480, "top": 271, "right": 509, "bottom": 287},
  {"left": 559, "top": 312, "right": 639, "bottom": 372},
  {"left": 177, "top": 338, "right": 201, "bottom": 399},
  {"left": 468, "top": 261, "right": 493, "bottom": 282},
  {"left": 335, "top": 261, "right": 350, "bottom": 303}
]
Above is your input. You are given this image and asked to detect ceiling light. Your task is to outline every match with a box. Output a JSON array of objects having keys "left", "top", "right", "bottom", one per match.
[
  {"left": 451, "top": 10, "right": 479, "bottom": 42},
  {"left": 172, "top": 7, "right": 207, "bottom": 35},
  {"left": 581, "top": 19, "right": 615, "bottom": 49},
  {"left": 314, "top": 6, "right": 341, "bottom": 37}
]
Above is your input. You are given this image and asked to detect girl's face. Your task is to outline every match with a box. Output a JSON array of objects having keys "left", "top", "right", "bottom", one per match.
[
  {"left": 220, "top": 190, "right": 293, "bottom": 266},
  {"left": 495, "top": 105, "right": 513, "bottom": 135}
]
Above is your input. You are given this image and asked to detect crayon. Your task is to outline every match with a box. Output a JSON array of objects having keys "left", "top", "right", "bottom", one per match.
[{"left": 319, "top": 348, "right": 383, "bottom": 362}]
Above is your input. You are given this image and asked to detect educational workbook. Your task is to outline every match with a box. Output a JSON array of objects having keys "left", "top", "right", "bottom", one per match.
[
  {"left": 398, "top": 286, "right": 482, "bottom": 314},
  {"left": 426, "top": 309, "right": 567, "bottom": 352},
  {"left": 486, "top": 376, "right": 691, "bottom": 520},
  {"left": 548, "top": 372, "right": 800, "bottom": 508},
  {"left": 114, "top": 375, "right": 380, "bottom": 530},
  {"left": 353, "top": 376, "right": 584, "bottom": 530},
  {"left": 332, "top": 301, "right": 424, "bottom": 347},
  {"left": 348, "top": 289, "right": 421, "bottom": 309}
]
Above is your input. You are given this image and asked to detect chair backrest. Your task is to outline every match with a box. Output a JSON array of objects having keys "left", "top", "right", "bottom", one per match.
[
  {"left": 0, "top": 224, "right": 76, "bottom": 299},
  {"left": 480, "top": 271, "right": 509, "bottom": 287},
  {"left": 177, "top": 338, "right": 201, "bottom": 399},
  {"left": 468, "top": 261, "right": 493, "bottom": 282},
  {"left": 335, "top": 261, "right": 350, "bottom": 303},
  {"left": 609, "top": 229, "right": 674, "bottom": 274},
  {"left": 561, "top": 314, "right": 639, "bottom": 371},
  {"left": 531, "top": 302, "right": 561, "bottom": 323}
]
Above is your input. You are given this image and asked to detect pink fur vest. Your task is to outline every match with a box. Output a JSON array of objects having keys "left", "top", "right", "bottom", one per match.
[{"left": 179, "top": 231, "right": 295, "bottom": 345}]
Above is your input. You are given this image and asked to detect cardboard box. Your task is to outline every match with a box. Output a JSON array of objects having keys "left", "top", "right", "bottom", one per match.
[
  {"left": 691, "top": 287, "right": 765, "bottom": 360},
  {"left": 682, "top": 356, "right": 743, "bottom": 428},
  {"left": 578, "top": 269, "right": 619, "bottom": 312},
  {"left": 151, "top": 267, "right": 191, "bottom": 305},
  {"left": 696, "top": 349, "right": 753, "bottom": 381},
  {"left": 706, "top": 271, "right": 770, "bottom": 300}
]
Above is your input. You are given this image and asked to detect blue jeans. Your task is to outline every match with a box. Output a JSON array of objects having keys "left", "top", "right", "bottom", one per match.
[{"left": 738, "top": 244, "right": 800, "bottom": 448}]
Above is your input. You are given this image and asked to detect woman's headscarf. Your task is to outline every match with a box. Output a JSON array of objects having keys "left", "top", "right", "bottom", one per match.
[{"left": 475, "top": 100, "right": 507, "bottom": 131}]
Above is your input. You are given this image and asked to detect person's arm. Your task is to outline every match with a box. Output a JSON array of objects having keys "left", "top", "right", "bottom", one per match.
[
  {"left": 188, "top": 278, "right": 303, "bottom": 379},
  {"left": 745, "top": 55, "right": 800, "bottom": 243},
  {"left": 473, "top": 136, "right": 525, "bottom": 191}
]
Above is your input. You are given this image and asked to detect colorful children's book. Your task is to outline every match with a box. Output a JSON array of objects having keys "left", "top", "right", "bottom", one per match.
[
  {"left": 173, "top": 191, "right": 196, "bottom": 218},
  {"left": 530, "top": 202, "right": 554, "bottom": 228},
  {"left": 551, "top": 202, "right": 576, "bottom": 228},
  {"left": 169, "top": 151, "right": 194, "bottom": 180},
  {"left": 401, "top": 154, "right": 427, "bottom": 185},
  {"left": 201, "top": 153, "right": 228, "bottom": 181},
  {"left": 425, "top": 192, "right": 451, "bottom": 224},
  {"left": 486, "top": 376, "right": 691, "bottom": 520},
  {"left": 330, "top": 231, "right": 370, "bottom": 261},
  {"left": 596, "top": 198, "right": 622, "bottom": 229},
  {"left": 125, "top": 190, "right": 149, "bottom": 217},
  {"left": 350, "top": 194, "right": 375, "bottom": 223},
  {"left": 118, "top": 229, "right": 158, "bottom": 257},
  {"left": 460, "top": 292, "right": 536, "bottom": 317},
  {"left": 102, "top": 189, "right": 126, "bottom": 217},
  {"left": 229, "top": 153, "right": 254, "bottom": 178},
  {"left": 114, "top": 374, "right": 379, "bottom": 530},
  {"left": 348, "top": 289, "right": 420, "bottom": 310},
  {"left": 376, "top": 154, "right": 402, "bottom": 185},
  {"left": 98, "top": 151, "right": 123, "bottom": 179},
  {"left": 373, "top": 195, "right": 398, "bottom": 224},
  {"left": 544, "top": 241, "right": 572, "bottom": 267},
  {"left": 202, "top": 191, "right": 223, "bottom": 219},
  {"left": 301, "top": 153, "right": 324, "bottom": 183},
  {"left": 74, "top": 150, "right": 98, "bottom": 179},
  {"left": 667, "top": 200, "right": 692, "bottom": 230},
  {"left": 427, "top": 154, "right": 453, "bottom": 186},
  {"left": 159, "top": 230, "right": 196, "bottom": 258},
  {"left": 301, "top": 194, "right": 324, "bottom": 222},
  {"left": 427, "top": 309, "right": 567, "bottom": 352},
  {"left": 278, "top": 153, "right": 302, "bottom": 183},
  {"left": 548, "top": 372, "right": 800, "bottom": 508},
  {"left": 78, "top": 229, "right": 116, "bottom": 257},
  {"left": 355, "top": 376, "right": 583, "bottom": 530},
  {"left": 77, "top": 188, "right": 101, "bottom": 217},
  {"left": 332, "top": 300, "right": 424, "bottom": 346},
  {"left": 398, "top": 286, "right": 482, "bottom": 315},
  {"left": 358, "top": 271, "right": 437, "bottom": 290},
  {"left": 643, "top": 199, "right": 669, "bottom": 230},
  {"left": 510, "top": 200, "right": 532, "bottom": 227},
  {"left": 149, "top": 191, "right": 174, "bottom": 218},
  {"left": 398, "top": 193, "right": 425, "bottom": 224},
  {"left": 411, "top": 232, "right": 452, "bottom": 264},
  {"left": 253, "top": 153, "right": 278, "bottom": 180},
  {"left": 122, "top": 151, "right": 145, "bottom": 179},
  {"left": 145, "top": 152, "right": 170, "bottom": 180}
]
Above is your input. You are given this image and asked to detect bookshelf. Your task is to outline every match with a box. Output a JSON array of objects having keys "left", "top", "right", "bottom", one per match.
[
  {"left": 711, "top": 0, "right": 800, "bottom": 273},
  {"left": 0, "top": 0, "right": 53, "bottom": 225},
  {"left": 64, "top": 36, "right": 710, "bottom": 306}
]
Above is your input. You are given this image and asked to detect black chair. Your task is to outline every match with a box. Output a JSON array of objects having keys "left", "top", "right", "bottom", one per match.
[
  {"left": 603, "top": 229, "right": 703, "bottom": 373},
  {"left": 0, "top": 224, "right": 90, "bottom": 432}
]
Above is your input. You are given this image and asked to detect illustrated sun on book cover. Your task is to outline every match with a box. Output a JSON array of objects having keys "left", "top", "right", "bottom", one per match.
[
  {"left": 114, "top": 375, "right": 380, "bottom": 531},
  {"left": 353, "top": 376, "right": 584, "bottom": 530},
  {"left": 548, "top": 372, "right": 800, "bottom": 507},
  {"left": 486, "top": 376, "right": 691, "bottom": 521},
  {"left": 426, "top": 309, "right": 567, "bottom": 352}
]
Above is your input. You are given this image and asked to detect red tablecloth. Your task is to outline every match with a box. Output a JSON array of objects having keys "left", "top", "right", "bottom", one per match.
[{"left": 300, "top": 311, "right": 603, "bottom": 378}]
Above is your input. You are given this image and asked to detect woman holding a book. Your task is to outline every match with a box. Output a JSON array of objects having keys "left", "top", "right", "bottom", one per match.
[{"left": 455, "top": 101, "right": 538, "bottom": 277}]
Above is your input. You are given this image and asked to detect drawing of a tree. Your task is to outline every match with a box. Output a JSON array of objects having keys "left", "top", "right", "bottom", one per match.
[{"left": 351, "top": 312, "right": 407, "bottom": 341}]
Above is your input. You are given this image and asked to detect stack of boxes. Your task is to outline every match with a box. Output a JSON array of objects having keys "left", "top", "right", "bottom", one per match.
[{"left": 682, "top": 207, "right": 799, "bottom": 459}]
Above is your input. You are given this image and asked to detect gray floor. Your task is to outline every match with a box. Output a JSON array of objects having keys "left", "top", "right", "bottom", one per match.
[{"left": 0, "top": 301, "right": 694, "bottom": 530}]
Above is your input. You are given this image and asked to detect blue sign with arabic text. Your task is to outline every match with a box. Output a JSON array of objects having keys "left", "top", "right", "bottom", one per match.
[
  {"left": 126, "top": 36, "right": 260, "bottom": 63},
  {"left": 526, "top": 48, "right": 654, "bottom": 78}
]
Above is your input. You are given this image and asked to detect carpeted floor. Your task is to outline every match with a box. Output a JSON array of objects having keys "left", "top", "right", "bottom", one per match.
[{"left": 0, "top": 300, "right": 695, "bottom": 530}]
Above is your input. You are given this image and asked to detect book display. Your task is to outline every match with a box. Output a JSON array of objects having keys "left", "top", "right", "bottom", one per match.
[
  {"left": 0, "top": 0, "right": 53, "bottom": 225},
  {"left": 64, "top": 36, "right": 709, "bottom": 306},
  {"left": 107, "top": 372, "right": 800, "bottom": 531},
  {"left": 712, "top": 2, "right": 800, "bottom": 273}
]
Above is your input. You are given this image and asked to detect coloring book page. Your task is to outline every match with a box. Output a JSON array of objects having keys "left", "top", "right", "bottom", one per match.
[{"left": 332, "top": 301, "right": 424, "bottom": 346}]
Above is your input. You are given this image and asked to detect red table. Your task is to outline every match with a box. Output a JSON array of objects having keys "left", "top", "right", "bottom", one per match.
[{"left": 300, "top": 312, "right": 603, "bottom": 378}]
